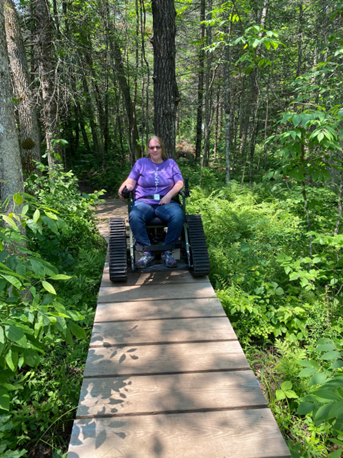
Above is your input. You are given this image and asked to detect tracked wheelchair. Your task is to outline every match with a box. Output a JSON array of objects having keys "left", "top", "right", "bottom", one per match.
[{"left": 108, "top": 179, "right": 210, "bottom": 282}]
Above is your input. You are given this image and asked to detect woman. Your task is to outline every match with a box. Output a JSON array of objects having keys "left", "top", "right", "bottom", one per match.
[{"left": 118, "top": 136, "right": 185, "bottom": 268}]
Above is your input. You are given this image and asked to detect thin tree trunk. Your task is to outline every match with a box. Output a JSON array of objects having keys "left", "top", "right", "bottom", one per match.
[
  {"left": 202, "top": 0, "right": 213, "bottom": 164},
  {"left": 34, "top": 0, "right": 61, "bottom": 169},
  {"left": 195, "top": 0, "right": 205, "bottom": 161},
  {"left": 81, "top": 72, "right": 100, "bottom": 154},
  {"left": 224, "top": 5, "right": 232, "bottom": 183},
  {"left": 109, "top": 31, "right": 142, "bottom": 160},
  {"left": 296, "top": 1, "right": 303, "bottom": 78},
  {"left": 0, "top": 0, "right": 24, "bottom": 212},
  {"left": 248, "top": 0, "right": 268, "bottom": 185},
  {"left": 335, "top": 172, "right": 343, "bottom": 235},
  {"left": 5, "top": 0, "right": 41, "bottom": 173},
  {"left": 213, "top": 88, "right": 220, "bottom": 160}
]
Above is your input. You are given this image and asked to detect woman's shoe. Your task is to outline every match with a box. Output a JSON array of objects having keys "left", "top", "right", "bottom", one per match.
[
  {"left": 135, "top": 252, "right": 155, "bottom": 268},
  {"left": 161, "top": 250, "right": 177, "bottom": 268}
]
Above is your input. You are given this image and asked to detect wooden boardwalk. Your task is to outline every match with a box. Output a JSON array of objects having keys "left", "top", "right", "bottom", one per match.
[{"left": 68, "top": 199, "right": 291, "bottom": 458}]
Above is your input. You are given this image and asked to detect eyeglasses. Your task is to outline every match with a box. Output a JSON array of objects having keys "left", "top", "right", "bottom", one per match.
[{"left": 149, "top": 146, "right": 161, "bottom": 150}]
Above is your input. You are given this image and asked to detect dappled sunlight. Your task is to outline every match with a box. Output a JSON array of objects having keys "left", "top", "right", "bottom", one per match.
[
  {"left": 90, "top": 317, "right": 236, "bottom": 346},
  {"left": 69, "top": 241, "right": 290, "bottom": 457}
]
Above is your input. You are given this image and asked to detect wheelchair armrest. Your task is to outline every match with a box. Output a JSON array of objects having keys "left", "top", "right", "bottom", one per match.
[
  {"left": 122, "top": 187, "right": 133, "bottom": 199},
  {"left": 180, "top": 178, "right": 190, "bottom": 198}
]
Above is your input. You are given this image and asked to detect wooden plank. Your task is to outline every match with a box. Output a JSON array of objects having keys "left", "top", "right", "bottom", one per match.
[
  {"left": 90, "top": 317, "right": 236, "bottom": 347},
  {"left": 68, "top": 409, "right": 291, "bottom": 458},
  {"left": 97, "top": 283, "right": 215, "bottom": 303},
  {"left": 101, "top": 269, "right": 210, "bottom": 287},
  {"left": 95, "top": 298, "right": 225, "bottom": 322},
  {"left": 77, "top": 371, "right": 267, "bottom": 418},
  {"left": 84, "top": 341, "right": 249, "bottom": 377}
]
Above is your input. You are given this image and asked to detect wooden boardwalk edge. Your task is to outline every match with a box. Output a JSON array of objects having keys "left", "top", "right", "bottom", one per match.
[{"left": 67, "top": 199, "right": 291, "bottom": 458}]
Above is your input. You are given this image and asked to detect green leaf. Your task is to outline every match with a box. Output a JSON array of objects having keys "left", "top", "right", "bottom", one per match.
[
  {"left": 297, "top": 402, "right": 314, "bottom": 415},
  {"left": 13, "top": 194, "right": 23, "bottom": 206},
  {"left": 329, "top": 401, "right": 343, "bottom": 420},
  {"left": 30, "top": 259, "right": 45, "bottom": 277},
  {"left": 316, "top": 344, "right": 337, "bottom": 352},
  {"left": 293, "top": 114, "right": 301, "bottom": 127},
  {"left": 275, "top": 287, "right": 284, "bottom": 296},
  {"left": 2, "top": 382, "right": 23, "bottom": 391},
  {"left": 2, "top": 215, "right": 18, "bottom": 230},
  {"left": 44, "top": 210, "right": 58, "bottom": 221},
  {"left": 49, "top": 274, "right": 71, "bottom": 280},
  {"left": 328, "top": 449, "right": 342, "bottom": 458},
  {"left": 331, "top": 361, "right": 343, "bottom": 369},
  {"left": 41, "top": 215, "right": 58, "bottom": 234},
  {"left": 42, "top": 281, "right": 56, "bottom": 295},
  {"left": 0, "top": 388, "right": 10, "bottom": 410},
  {"left": 281, "top": 381, "right": 292, "bottom": 391},
  {"left": 5, "top": 326, "right": 27, "bottom": 348},
  {"left": 68, "top": 322, "right": 86, "bottom": 340},
  {"left": 309, "top": 373, "right": 327, "bottom": 387},
  {"left": 314, "top": 402, "right": 334, "bottom": 425},
  {"left": 284, "top": 390, "right": 298, "bottom": 399},
  {"left": 276, "top": 390, "right": 286, "bottom": 401},
  {"left": 23, "top": 349, "right": 40, "bottom": 367},
  {"left": 5, "top": 349, "right": 18, "bottom": 372},
  {"left": 320, "top": 351, "right": 341, "bottom": 360},
  {"left": 1, "top": 274, "right": 22, "bottom": 289},
  {"left": 33, "top": 209, "right": 40, "bottom": 224},
  {"left": 314, "top": 388, "right": 341, "bottom": 401},
  {"left": 299, "top": 367, "right": 317, "bottom": 377}
]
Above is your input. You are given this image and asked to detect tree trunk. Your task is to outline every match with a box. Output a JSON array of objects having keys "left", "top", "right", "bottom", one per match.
[
  {"left": 202, "top": 0, "right": 213, "bottom": 164},
  {"left": 109, "top": 31, "right": 142, "bottom": 161},
  {"left": 5, "top": 0, "right": 41, "bottom": 173},
  {"left": 151, "top": 0, "right": 178, "bottom": 159},
  {"left": 195, "top": 0, "right": 205, "bottom": 161},
  {"left": 81, "top": 72, "right": 100, "bottom": 154},
  {"left": 213, "top": 88, "right": 220, "bottom": 160},
  {"left": 0, "top": 0, "right": 24, "bottom": 212},
  {"left": 296, "top": 1, "right": 303, "bottom": 78},
  {"left": 224, "top": 6, "right": 232, "bottom": 183},
  {"left": 34, "top": 0, "right": 61, "bottom": 169}
]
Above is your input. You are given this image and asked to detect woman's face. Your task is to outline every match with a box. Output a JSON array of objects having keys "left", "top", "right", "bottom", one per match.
[{"left": 148, "top": 139, "right": 163, "bottom": 163}]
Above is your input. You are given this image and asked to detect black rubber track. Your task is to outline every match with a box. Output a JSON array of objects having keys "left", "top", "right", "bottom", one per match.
[
  {"left": 109, "top": 217, "right": 127, "bottom": 282},
  {"left": 186, "top": 215, "right": 210, "bottom": 277}
]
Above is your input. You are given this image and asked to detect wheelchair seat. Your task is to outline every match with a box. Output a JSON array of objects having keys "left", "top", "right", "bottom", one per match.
[{"left": 147, "top": 216, "right": 165, "bottom": 226}]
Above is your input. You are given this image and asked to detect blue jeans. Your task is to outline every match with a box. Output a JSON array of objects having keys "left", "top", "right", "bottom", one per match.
[{"left": 129, "top": 200, "right": 185, "bottom": 248}]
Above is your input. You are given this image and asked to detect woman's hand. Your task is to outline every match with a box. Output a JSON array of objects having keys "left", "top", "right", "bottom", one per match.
[
  {"left": 159, "top": 195, "right": 172, "bottom": 205},
  {"left": 158, "top": 180, "right": 183, "bottom": 205},
  {"left": 118, "top": 179, "right": 136, "bottom": 201}
]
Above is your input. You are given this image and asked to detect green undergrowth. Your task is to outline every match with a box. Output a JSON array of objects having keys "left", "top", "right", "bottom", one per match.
[
  {"left": 185, "top": 168, "right": 343, "bottom": 457},
  {"left": 0, "top": 164, "right": 106, "bottom": 457}
]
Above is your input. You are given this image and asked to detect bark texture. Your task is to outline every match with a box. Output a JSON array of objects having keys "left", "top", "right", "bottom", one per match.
[
  {"left": 110, "top": 33, "right": 142, "bottom": 161},
  {"left": 5, "top": 0, "right": 41, "bottom": 173},
  {"left": 195, "top": 0, "right": 205, "bottom": 160},
  {"left": 34, "top": 0, "right": 61, "bottom": 169},
  {"left": 151, "top": 0, "right": 178, "bottom": 159},
  {"left": 0, "top": 0, "right": 24, "bottom": 211}
]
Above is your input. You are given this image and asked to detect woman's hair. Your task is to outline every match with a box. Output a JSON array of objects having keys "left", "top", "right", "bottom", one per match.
[{"left": 146, "top": 136, "right": 167, "bottom": 160}]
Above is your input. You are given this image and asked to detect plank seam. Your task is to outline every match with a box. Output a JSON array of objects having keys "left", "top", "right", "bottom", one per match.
[
  {"left": 100, "top": 281, "right": 211, "bottom": 288},
  {"left": 97, "top": 296, "right": 217, "bottom": 302},
  {"left": 94, "top": 315, "right": 227, "bottom": 323},
  {"left": 90, "top": 338, "right": 238, "bottom": 348},
  {"left": 75, "top": 404, "right": 269, "bottom": 420},
  {"left": 83, "top": 368, "right": 252, "bottom": 378},
  {"left": 96, "top": 298, "right": 221, "bottom": 305}
]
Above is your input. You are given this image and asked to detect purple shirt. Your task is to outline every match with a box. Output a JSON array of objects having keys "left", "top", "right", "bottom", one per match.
[{"left": 128, "top": 157, "right": 183, "bottom": 205}]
